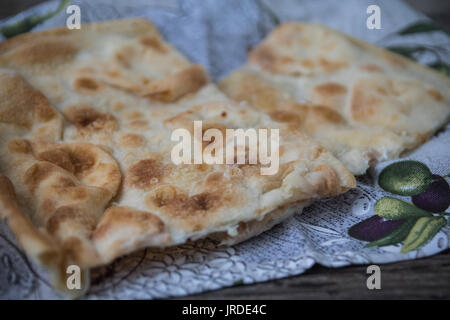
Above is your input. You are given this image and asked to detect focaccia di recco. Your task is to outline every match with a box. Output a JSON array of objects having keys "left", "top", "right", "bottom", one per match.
[
  {"left": 0, "top": 19, "right": 356, "bottom": 297},
  {"left": 219, "top": 22, "right": 450, "bottom": 175}
]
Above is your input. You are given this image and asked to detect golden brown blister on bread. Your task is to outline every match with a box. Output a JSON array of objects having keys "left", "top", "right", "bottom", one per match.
[
  {"left": 0, "top": 19, "right": 355, "bottom": 297},
  {"left": 0, "top": 71, "right": 64, "bottom": 141},
  {"left": 219, "top": 22, "right": 450, "bottom": 175}
]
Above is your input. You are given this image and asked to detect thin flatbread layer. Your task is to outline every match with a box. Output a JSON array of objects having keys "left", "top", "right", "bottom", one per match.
[
  {"left": 219, "top": 22, "right": 450, "bottom": 175},
  {"left": 0, "top": 19, "right": 355, "bottom": 297}
]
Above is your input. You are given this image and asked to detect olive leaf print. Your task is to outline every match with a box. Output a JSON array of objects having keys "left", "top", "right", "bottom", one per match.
[
  {"left": 386, "top": 21, "right": 450, "bottom": 77},
  {"left": 348, "top": 161, "right": 450, "bottom": 253},
  {"left": 397, "top": 21, "right": 445, "bottom": 36},
  {"left": 401, "top": 216, "right": 447, "bottom": 253}
]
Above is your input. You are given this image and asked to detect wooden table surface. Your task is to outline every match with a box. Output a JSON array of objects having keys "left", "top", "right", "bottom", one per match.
[
  {"left": 2, "top": 0, "right": 450, "bottom": 300},
  {"left": 186, "top": 249, "right": 450, "bottom": 299}
]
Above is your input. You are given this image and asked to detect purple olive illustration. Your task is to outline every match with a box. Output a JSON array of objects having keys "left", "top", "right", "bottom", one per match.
[
  {"left": 412, "top": 175, "right": 450, "bottom": 213},
  {"left": 348, "top": 215, "right": 406, "bottom": 242}
]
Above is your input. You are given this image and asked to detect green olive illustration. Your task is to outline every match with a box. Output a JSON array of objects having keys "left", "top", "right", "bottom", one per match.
[
  {"left": 374, "top": 197, "right": 432, "bottom": 220},
  {"left": 378, "top": 161, "right": 433, "bottom": 196}
]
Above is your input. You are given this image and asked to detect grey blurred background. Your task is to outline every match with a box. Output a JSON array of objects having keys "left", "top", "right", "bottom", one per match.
[{"left": 1, "top": 0, "right": 449, "bottom": 31}]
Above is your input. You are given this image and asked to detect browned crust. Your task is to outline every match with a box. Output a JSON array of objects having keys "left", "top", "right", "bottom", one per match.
[
  {"left": 0, "top": 175, "right": 89, "bottom": 297},
  {"left": 0, "top": 19, "right": 358, "bottom": 299},
  {"left": 0, "top": 71, "right": 62, "bottom": 139},
  {"left": 93, "top": 206, "right": 171, "bottom": 263},
  {"left": 219, "top": 23, "right": 450, "bottom": 175},
  {"left": 0, "top": 18, "right": 159, "bottom": 55},
  {"left": 209, "top": 201, "right": 311, "bottom": 245}
]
